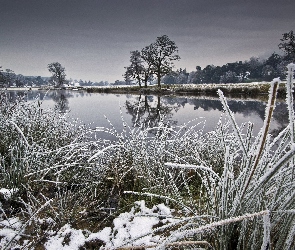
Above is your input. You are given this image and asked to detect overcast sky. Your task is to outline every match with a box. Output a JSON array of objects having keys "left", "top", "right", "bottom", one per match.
[{"left": 1, "top": 0, "right": 295, "bottom": 83}]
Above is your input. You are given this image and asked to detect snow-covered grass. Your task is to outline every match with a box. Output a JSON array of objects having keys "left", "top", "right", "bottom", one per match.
[
  {"left": 0, "top": 64, "right": 295, "bottom": 249},
  {"left": 85, "top": 81, "right": 289, "bottom": 99}
]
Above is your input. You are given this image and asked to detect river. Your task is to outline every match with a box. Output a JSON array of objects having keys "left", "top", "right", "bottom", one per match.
[{"left": 5, "top": 89, "right": 289, "bottom": 139}]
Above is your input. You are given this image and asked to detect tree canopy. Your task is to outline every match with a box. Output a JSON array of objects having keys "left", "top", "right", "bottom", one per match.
[
  {"left": 124, "top": 35, "right": 180, "bottom": 88},
  {"left": 279, "top": 30, "right": 295, "bottom": 61},
  {"left": 47, "top": 62, "right": 67, "bottom": 87},
  {"left": 143, "top": 35, "right": 180, "bottom": 88},
  {"left": 124, "top": 50, "right": 146, "bottom": 88}
]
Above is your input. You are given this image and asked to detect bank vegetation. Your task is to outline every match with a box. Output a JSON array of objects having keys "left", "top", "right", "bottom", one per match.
[{"left": 0, "top": 64, "right": 295, "bottom": 249}]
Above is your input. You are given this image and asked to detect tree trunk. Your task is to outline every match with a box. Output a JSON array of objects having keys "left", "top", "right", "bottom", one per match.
[
  {"left": 157, "top": 71, "right": 161, "bottom": 89},
  {"left": 137, "top": 77, "right": 142, "bottom": 88}
]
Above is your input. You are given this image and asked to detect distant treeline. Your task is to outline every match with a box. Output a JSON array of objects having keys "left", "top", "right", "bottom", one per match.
[
  {"left": 0, "top": 53, "right": 290, "bottom": 88},
  {"left": 0, "top": 69, "right": 51, "bottom": 88},
  {"left": 0, "top": 55, "right": 286, "bottom": 89},
  {"left": 124, "top": 31, "right": 295, "bottom": 86},
  {"left": 0, "top": 66, "right": 129, "bottom": 88},
  {"left": 163, "top": 52, "right": 291, "bottom": 85},
  {"left": 1, "top": 30, "right": 294, "bottom": 87}
]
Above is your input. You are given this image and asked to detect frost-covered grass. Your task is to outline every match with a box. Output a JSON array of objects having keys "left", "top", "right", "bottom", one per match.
[
  {"left": 86, "top": 81, "right": 288, "bottom": 99},
  {"left": 0, "top": 64, "right": 295, "bottom": 249},
  {"left": 169, "top": 82, "right": 288, "bottom": 99}
]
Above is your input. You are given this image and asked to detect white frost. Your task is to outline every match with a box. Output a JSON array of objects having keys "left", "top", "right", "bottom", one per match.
[{"left": 0, "top": 188, "right": 19, "bottom": 200}]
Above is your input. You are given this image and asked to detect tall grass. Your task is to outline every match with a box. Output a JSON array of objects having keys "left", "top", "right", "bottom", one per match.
[
  {"left": 0, "top": 64, "right": 294, "bottom": 249},
  {"left": 121, "top": 64, "right": 295, "bottom": 249}
]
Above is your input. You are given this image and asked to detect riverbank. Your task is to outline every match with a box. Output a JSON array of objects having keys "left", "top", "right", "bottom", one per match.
[
  {"left": 3, "top": 81, "right": 289, "bottom": 100},
  {"left": 82, "top": 82, "right": 289, "bottom": 98},
  {"left": 76, "top": 82, "right": 286, "bottom": 98}
]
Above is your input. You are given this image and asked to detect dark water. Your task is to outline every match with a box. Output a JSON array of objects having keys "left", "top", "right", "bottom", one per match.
[{"left": 5, "top": 90, "right": 289, "bottom": 138}]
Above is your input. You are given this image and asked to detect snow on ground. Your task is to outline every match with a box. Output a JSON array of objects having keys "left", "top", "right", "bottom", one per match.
[
  {"left": 45, "top": 224, "right": 87, "bottom": 250},
  {"left": 0, "top": 200, "right": 177, "bottom": 249},
  {"left": 0, "top": 217, "right": 24, "bottom": 249},
  {"left": 0, "top": 188, "right": 18, "bottom": 200},
  {"left": 45, "top": 200, "right": 177, "bottom": 249}
]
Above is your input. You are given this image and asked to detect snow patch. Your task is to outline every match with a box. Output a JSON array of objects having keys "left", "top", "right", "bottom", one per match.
[
  {"left": 0, "top": 217, "right": 23, "bottom": 249},
  {"left": 44, "top": 224, "right": 86, "bottom": 250},
  {"left": 0, "top": 188, "right": 19, "bottom": 200},
  {"left": 84, "top": 201, "right": 175, "bottom": 249}
]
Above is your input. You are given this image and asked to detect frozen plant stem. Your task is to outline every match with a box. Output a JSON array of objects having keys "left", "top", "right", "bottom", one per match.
[
  {"left": 286, "top": 64, "right": 295, "bottom": 182},
  {"left": 9, "top": 120, "right": 29, "bottom": 148},
  {"left": 163, "top": 210, "right": 269, "bottom": 245},
  {"left": 241, "top": 79, "right": 279, "bottom": 200},
  {"left": 218, "top": 89, "right": 247, "bottom": 155},
  {"left": 286, "top": 63, "right": 295, "bottom": 143}
]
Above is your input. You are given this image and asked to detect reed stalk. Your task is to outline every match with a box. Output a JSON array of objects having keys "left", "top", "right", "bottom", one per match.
[{"left": 240, "top": 78, "right": 280, "bottom": 200}]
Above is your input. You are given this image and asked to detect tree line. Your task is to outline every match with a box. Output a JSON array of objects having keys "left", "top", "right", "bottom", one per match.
[
  {"left": 0, "top": 62, "right": 124, "bottom": 88},
  {"left": 125, "top": 31, "right": 295, "bottom": 86},
  {"left": 0, "top": 63, "right": 65, "bottom": 88},
  {"left": 164, "top": 53, "right": 285, "bottom": 85},
  {"left": 1, "top": 31, "right": 294, "bottom": 88},
  {"left": 0, "top": 67, "right": 50, "bottom": 88}
]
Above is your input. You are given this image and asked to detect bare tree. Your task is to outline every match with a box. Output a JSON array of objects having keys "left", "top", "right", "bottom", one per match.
[
  {"left": 47, "top": 62, "right": 66, "bottom": 87},
  {"left": 124, "top": 50, "right": 153, "bottom": 88},
  {"left": 142, "top": 35, "right": 180, "bottom": 88},
  {"left": 124, "top": 50, "right": 144, "bottom": 87}
]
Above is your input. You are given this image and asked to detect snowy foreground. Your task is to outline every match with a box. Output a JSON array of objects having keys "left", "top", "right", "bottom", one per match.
[
  {"left": 0, "top": 197, "right": 177, "bottom": 249},
  {"left": 0, "top": 193, "right": 271, "bottom": 249},
  {"left": 1, "top": 64, "right": 295, "bottom": 249}
]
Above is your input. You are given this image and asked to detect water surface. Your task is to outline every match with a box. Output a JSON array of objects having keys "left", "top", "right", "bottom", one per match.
[{"left": 6, "top": 90, "right": 289, "bottom": 139}]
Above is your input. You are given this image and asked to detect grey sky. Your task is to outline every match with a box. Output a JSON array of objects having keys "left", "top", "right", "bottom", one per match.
[{"left": 1, "top": 0, "right": 294, "bottom": 82}]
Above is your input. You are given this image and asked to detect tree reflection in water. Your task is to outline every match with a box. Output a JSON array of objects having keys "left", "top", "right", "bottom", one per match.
[
  {"left": 126, "top": 94, "right": 290, "bottom": 137},
  {"left": 125, "top": 94, "right": 180, "bottom": 134},
  {"left": 46, "top": 90, "right": 72, "bottom": 114},
  {"left": 4, "top": 90, "right": 72, "bottom": 114},
  {"left": 2, "top": 90, "right": 291, "bottom": 138}
]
